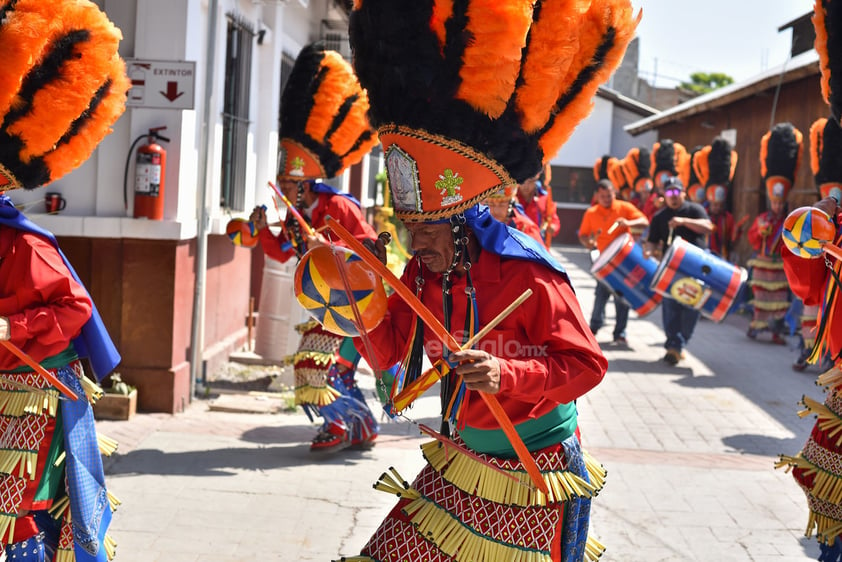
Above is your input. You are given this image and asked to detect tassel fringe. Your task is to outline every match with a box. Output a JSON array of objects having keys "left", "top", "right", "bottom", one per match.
[
  {"left": 418, "top": 440, "right": 604, "bottom": 507},
  {"left": 0, "top": 387, "right": 59, "bottom": 417},
  {"left": 294, "top": 384, "right": 340, "bottom": 407},
  {"left": 81, "top": 376, "right": 104, "bottom": 404},
  {"left": 0, "top": 449, "right": 38, "bottom": 480},
  {"left": 818, "top": 368, "right": 842, "bottom": 389},
  {"left": 586, "top": 535, "right": 606, "bottom": 561},
  {"left": 401, "top": 494, "right": 552, "bottom": 562},
  {"left": 99, "top": 433, "right": 119, "bottom": 456}
]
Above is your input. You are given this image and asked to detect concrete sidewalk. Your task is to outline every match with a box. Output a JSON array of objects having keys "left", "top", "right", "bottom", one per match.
[{"left": 96, "top": 245, "right": 825, "bottom": 561}]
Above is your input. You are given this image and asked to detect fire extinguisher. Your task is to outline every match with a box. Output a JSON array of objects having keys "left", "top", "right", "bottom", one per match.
[{"left": 123, "top": 126, "right": 169, "bottom": 220}]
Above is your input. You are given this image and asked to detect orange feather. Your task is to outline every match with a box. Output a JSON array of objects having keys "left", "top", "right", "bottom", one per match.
[
  {"left": 538, "top": 1, "right": 640, "bottom": 161},
  {"left": 456, "top": 0, "right": 534, "bottom": 118},
  {"left": 759, "top": 130, "right": 771, "bottom": 179},
  {"left": 694, "top": 146, "right": 711, "bottom": 187},
  {"left": 811, "top": 118, "right": 827, "bottom": 176},
  {"left": 430, "top": 0, "right": 454, "bottom": 51},
  {"left": 813, "top": 0, "right": 832, "bottom": 106},
  {"left": 515, "top": 0, "right": 589, "bottom": 132}
]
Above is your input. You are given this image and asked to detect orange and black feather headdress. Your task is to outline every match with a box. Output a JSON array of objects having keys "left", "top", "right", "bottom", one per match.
[
  {"left": 278, "top": 43, "right": 378, "bottom": 180},
  {"left": 759, "top": 122, "right": 803, "bottom": 202},
  {"left": 694, "top": 137, "right": 737, "bottom": 204},
  {"left": 0, "top": 0, "right": 130, "bottom": 191},
  {"left": 814, "top": 0, "right": 842, "bottom": 123},
  {"left": 620, "top": 146, "right": 652, "bottom": 193},
  {"left": 650, "top": 139, "right": 688, "bottom": 189},
  {"left": 810, "top": 117, "right": 842, "bottom": 199},
  {"left": 350, "top": 0, "right": 640, "bottom": 221}
]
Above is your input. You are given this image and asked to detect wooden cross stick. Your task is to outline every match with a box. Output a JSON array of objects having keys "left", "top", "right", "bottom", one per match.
[
  {"left": 392, "top": 289, "right": 533, "bottom": 412},
  {"left": 0, "top": 340, "right": 78, "bottom": 400},
  {"left": 325, "top": 216, "right": 549, "bottom": 494}
]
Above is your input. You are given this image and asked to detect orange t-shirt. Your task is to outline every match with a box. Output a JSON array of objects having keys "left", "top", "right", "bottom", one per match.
[{"left": 578, "top": 199, "right": 645, "bottom": 251}]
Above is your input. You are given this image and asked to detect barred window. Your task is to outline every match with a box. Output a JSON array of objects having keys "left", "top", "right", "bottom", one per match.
[{"left": 220, "top": 14, "right": 255, "bottom": 211}]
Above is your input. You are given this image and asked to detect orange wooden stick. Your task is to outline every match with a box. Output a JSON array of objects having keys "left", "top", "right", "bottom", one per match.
[
  {"left": 824, "top": 242, "right": 842, "bottom": 262},
  {"left": 0, "top": 340, "right": 78, "bottom": 400},
  {"left": 324, "top": 216, "right": 548, "bottom": 494},
  {"left": 267, "top": 181, "right": 317, "bottom": 237},
  {"left": 393, "top": 288, "right": 533, "bottom": 412}
]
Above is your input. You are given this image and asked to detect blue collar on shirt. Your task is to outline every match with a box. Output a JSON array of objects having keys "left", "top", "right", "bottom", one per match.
[{"left": 0, "top": 196, "right": 120, "bottom": 381}]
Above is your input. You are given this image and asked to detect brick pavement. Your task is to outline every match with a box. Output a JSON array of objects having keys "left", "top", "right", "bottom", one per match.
[{"left": 95, "top": 245, "right": 826, "bottom": 561}]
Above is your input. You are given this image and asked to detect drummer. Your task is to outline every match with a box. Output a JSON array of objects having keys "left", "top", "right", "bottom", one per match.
[
  {"left": 643, "top": 176, "right": 713, "bottom": 365},
  {"left": 578, "top": 179, "right": 649, "bottom": 344}
]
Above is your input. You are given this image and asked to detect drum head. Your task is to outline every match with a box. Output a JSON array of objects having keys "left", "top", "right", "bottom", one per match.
[{"left": 590, "top": 233, "right": 631, "bottom": 274}]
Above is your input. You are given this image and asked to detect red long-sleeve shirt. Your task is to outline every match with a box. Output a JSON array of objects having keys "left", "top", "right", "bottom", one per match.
[
  {"left": 358, "top": 250, "right": 606, "bottom": 429},
  {"left": 510, "top": 209, "right": 545, "bottom": 245},
  {"left": 517, "top": 192, "right": 560, "bottom": 238},
  {"left": 748, "top": 211, "right": 785, "bottom": 257},
  {"left": 0, "top": 228, "right": 92, "bottom": 369},
  {"left": 258, "top": 192, "right": 377, "bottom": 263}
]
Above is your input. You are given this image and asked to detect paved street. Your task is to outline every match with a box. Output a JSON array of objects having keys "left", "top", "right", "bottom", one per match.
[{"left": 96, "top": 245, "right": 826, "bottom": 561}]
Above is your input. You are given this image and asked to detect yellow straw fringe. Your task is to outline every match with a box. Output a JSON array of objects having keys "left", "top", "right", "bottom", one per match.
[
  {"left": 402, "top": 495, "right": 552, "bottom": 562},
  {"left": 108, "top": 490, "right": 122, "bottom": 511},
  {"left": 104, "top": 533, "right": 118, "bottom": 560},
  {"left": 288, "top": 350, "right": 335, "bottom": 367},
  {"left": 294, "top": 320, "right": 322, "bottom": 333},
  {"left": 98, "top": 434, "right": 119, "bottom": 457},
  {"left": 0, "top": 387, "right": 59, "bottom": 417},
  {"left": 585, "top": 535, "right": 606, "bottom": 561},
  {"left": 420, "top": 441, "right": 604, "bottom": 507},
  {"left": 749, "top": 299, "right": 791, "bottom": 311},
  {"left": 818, "top": 369, "right": 842, "bottom": 390},
  {"left": 49, "top": 495, "right": 70, "bottom": 519},
  {"left": 81, "top": 376, "right": 104, "bottom": 404},
  {"left": 294, "top": 384, "right": 340, "bottom": 407},
  {"left": 0, "top": 513, "right": 15, "bottom": 544},
  {"left": 777, "top": 454, "right": 842, "bottom": 506},
  {"left": 747, "top": 258, "right": 785, "bottom": 270},
  {"left": 797, "top": 395, "right": 842, "bottom": 446},
  {"left": 0, "top": 449, "right": 38, "bottom": 480},
  {"left": 335, "top": 557, "right": 375, "bottom": 562}
]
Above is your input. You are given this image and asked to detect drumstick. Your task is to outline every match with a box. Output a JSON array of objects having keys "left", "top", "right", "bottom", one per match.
[
  {"left": 607, "top": 221, "right": 619, "bottom": 235},
  {"left": 824, "top": 242, "right": 842, "bottom": 262},
  {"left": 392, "top": 289, "right": 533, "bottom": 412},
  {"left": 0, "top": 340, "right": 78, "bottom": 400}
]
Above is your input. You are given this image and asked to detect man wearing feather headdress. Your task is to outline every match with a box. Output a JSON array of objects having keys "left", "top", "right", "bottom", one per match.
[
  {"left": 746, "top": 123, "right": 801, "bottom": 345},
  {"left": 248, "top": 43, "right": 386, "bottom": 455},
  {"left": 334, "top": 1, "right": 639, "bottom": 560},
  {"left": 777, "top": 3, "right": 842, "bottom": 560},
  {"left": 0, "top": 1, "right": 128, "bottom": 560}
]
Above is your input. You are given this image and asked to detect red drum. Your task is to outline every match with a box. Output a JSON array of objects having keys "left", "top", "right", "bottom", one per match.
[
  {"left": 650, "top": 237, "right": 747, "bottom": 322},
  {"left": 590, "top": 233, "right": 662, "bottom": 316}
]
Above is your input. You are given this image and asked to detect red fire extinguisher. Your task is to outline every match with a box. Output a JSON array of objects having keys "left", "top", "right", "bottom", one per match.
[{"left": 127, "top": 126, "right": 169, "bottom": 220}]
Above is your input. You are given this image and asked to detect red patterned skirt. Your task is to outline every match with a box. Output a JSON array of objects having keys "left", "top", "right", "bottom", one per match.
[{"left": 341, "top": 434, "right": 606, "bottom": 562}]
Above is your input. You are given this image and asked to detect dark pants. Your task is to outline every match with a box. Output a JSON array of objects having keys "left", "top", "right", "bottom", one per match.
[
  {"left": 661, "top": 297, "right": 701, "bottom": 352},
  {"left": 590, "top": 282, "right": 629, "bottom": 339}
]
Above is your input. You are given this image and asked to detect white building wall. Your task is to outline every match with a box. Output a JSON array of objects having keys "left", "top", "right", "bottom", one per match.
[
  {"left": 14, "top": 0, "right": 334, "bottom": 240},
  {"left": 549, "top": 96, "right": 614, "bottom": 168}
]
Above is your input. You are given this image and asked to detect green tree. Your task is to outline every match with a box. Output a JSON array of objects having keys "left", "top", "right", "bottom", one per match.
[{"left": 679, "top": 72, "right": 734, "bottom": 94}]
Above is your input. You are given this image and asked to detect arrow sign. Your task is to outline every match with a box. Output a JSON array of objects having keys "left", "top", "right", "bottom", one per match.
[{"left": 160, "top": 81, "right": 184, "bottom": 102}]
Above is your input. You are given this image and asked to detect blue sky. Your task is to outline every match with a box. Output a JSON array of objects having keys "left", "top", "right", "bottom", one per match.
[{"left": 634, "top": 0, "right": 816, "bottom": 88}]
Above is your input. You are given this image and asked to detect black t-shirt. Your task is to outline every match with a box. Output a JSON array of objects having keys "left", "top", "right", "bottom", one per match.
[{"left": 646, "top": 201, "right": 709, "bottom": 249}]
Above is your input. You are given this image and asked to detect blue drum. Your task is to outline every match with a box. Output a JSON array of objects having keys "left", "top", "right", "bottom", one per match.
[
  {"left": 650, "top": 237, "right": 748, "bottom": 322},
  {"left": 590, "top": 233, "right": 662, "bottom": 317}
]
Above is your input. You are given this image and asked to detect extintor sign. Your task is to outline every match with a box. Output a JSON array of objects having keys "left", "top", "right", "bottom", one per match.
[{"left": 126, "top": 59, "right": 196, "bottom": 110}]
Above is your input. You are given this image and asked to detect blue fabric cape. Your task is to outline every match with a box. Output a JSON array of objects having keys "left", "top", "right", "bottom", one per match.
[
  {"left": 0, "top": 196, "right": 120, "bottom": 382},
  {"left": 464, "top": 205, "right": 567, "bottom": 280},
  {"left": 309, "top": 181, "right": 362, "bottom": 208}
]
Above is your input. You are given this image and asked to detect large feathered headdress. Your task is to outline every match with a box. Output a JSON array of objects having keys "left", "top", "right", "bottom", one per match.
[
  {"left": 278, "top": 43, "right": 378, "bottom": 180},
  {"left": 594, "top": 155, "right": 625, "bottom": 192},
  {"left": 814, "top": 0, "right": 842, "bottom": 123},
  {"left": 650, "top": 139, "right": 688, "bottom": 190},
  {"left": 809, "top": 117, "right": 842, "bottom": 201},
  {"left": 0, "top": 0, "right": 130, "bottom": 191},
  {"left": 760, "top": 122, "right": 803, "bottom": 203},
  {"left": 350, "top": 0, "right": 640, "bottom": 222},
  {"left": 683, "top": 146, "right": 704, "bottom": 203},
  {"left": 621, "top": 147, "right": 653, "bottom": 194},
  {"left": 693, "top": 137, "right": 738, "bottom": 205}
]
